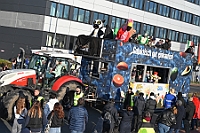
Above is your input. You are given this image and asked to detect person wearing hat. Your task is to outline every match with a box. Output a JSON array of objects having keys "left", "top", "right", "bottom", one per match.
[
  {"left": 138, "top": 111, "right": 155, "bottom": 133},
  {"left": 73, "top": 86, "right": 84, "bottom": 106},
  {"left": 44, "top": 91, "right": 59, "bottom": 118}
]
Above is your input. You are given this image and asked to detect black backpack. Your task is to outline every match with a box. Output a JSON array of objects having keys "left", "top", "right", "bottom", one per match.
[
  {"left": 103, "top": 111, "right": 112, "bottom": 124},
  {"left": 103, "top": 111, "right": 112, "bottom": 131}
]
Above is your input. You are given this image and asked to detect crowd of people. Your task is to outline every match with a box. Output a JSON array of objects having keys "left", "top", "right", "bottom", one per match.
[
  {"left": 10, "top": 85, "right": 200, "bottom": 133},
  {"left": 113, "top": 87, "right": 199, "bottom": 133},
  {"left": 130, "top": 33, "right": 172, "bottom": 51},
  {"left": 11, "top": 86, "right": 87, "bottom": 133}
]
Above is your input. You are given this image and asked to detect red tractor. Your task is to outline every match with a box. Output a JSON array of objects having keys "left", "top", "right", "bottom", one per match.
[{"left": 0, "top": 50, "right": 83, "bottom": 121}]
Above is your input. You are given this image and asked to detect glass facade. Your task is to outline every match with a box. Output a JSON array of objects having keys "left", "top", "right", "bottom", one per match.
[
  {"left": 186, "top": 0, "right": 200, "bottom": 5},
  {"left": 143, "top": 24, "right": 154, "bottom": 36},
  {"left": 158, "top": 4, "right": 170, "bottom": 17},
  {"left": 50, "top": 2, "right": 56, "bottom": 16},
  {"left": 63, "top": 5, "right": 70, "bottom": 19},
  {"left": 145, "top": 1, "right": 157, "bottom": 14},
  {"left": 156, "top": 27, "right": 167, "bottom": 39},
  {"left": 130, "top": 0, "right": 144, "bottom": 9},
  {"left": 48, "top": 1, "right": 200, "bottom": 46},
  {"left": 56, "top": 4, "right": 64, "bottom": 18},
  {"left": 93, "top": 12, "right": 109, "bottom": 25},
  {"left": 171, "top": 8, "right": 181, "bottom": 20},
  {"left": 168, "top": 30, "right": 179, "bottom": 42}
]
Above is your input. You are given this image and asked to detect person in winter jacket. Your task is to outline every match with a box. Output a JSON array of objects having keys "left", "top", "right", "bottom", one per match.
[
  {"left": 156, "top": 106, "right": 177, "bottom": 133},
  {"left": 184, "top": 97, "right": 195, "bottom": 133},
  {"left": 169, "top": 100, "right": 185, "bottom": 133},
  {"left": 191, "top": 93, "right": 200, "bottom": 130},
  {"left": 47, "top": 102, "right": 64, "bottom": 133},
  {"left": 163, "top": 88, "right": 176, "bottom": 109},
  {"left": 145, "top": 92, "right": 157, "bottom": 117},
  {"left": 25, "top": 101, "right": 47, "bottom": 133},
  {"left": 138, "top": 111, "right": 155, "bottom": 133},
  {"left": 161, "top": 38, "right": 171, "bottom": 50},
  {"left": 176, "top": 92, "right": 186, "bottom": 108},
  {"left": 12, "top": 97, "right": 28, "bottom": 133},
  {"left": 73, "top": 86, "right": 84, "bottom": 106},
  {"left": 133, "top": 92, "right": 145, "bottom": 132},
  {"left": 102, "top": 98, "right": 119, "bottom": 133},
  {"left": 32, "top": 88, "right": 44, "bottom": 108},
  {"left": 68, "top": 98, "right": 88, "bottom": 133},
  {"left": 44, "top": 92, "right": 59, "bottom": 117},
  {"left": 123, "top": 87, "right": 134, "bottom": 109},
  {"left": 119, "top": 106, "right": 134, "bottom": 133}
]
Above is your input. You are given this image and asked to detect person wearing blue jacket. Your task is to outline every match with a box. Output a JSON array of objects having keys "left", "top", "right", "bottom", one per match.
[
  {"left": 163, "top": 88, "right": 176, "bottom": 109},
  {"left": 68, "top": 98, "right": 88, "bottom": 133}
]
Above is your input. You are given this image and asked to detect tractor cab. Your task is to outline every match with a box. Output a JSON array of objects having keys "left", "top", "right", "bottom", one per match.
[{"left": 29, "top": 50, "right": 82, "bottom": 88}]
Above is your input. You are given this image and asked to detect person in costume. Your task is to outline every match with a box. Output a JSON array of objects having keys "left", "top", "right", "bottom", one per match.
[
  {"left": 151, "top": 72, "right": 161, "bottom": 83},
  {"left": 137, "top": 32, "right": 150, "bottom": 45},
  {"left": 115, "top": 19, "right": 136, "bottom": 43}
]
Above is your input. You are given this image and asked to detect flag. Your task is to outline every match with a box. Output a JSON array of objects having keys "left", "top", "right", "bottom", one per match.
[
  {"left": 185, "top": 40, "right": 194, "bottom": 51},
  {"left": 198, "top": 43, "right": 200, "bottom": 64}
]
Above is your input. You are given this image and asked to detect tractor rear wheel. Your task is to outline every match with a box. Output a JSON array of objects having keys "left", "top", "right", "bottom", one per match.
[{"left": 0, "top": 89, "right": 32, "bottom": 121}]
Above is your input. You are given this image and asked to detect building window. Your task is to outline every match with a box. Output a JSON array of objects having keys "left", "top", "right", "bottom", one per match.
[
  {"left": 63, "top": 5, "right": 70, "bottom": 19},
  {"left": 191, "top": 35, "right": 199, "bottom": 46},
  {"left": 73, "top": 8, "right": 90, "bottom": 23},
  {"left": 171, "top": 8, "right": 181, "bottom": 20},
  {"left": 130, "top": 0, "right": 144, "bottom": 10},
  {"left": 156, "top": 27, "right": 167, "bottom": 39},
  {"left": 158, "top": 4, "right": 170, "bottom": 17},
  {"left": 69, "top": 36, "right": 77, "bottom": 50},
  {"left": 56, "top": 4, "right": 64, "bottom": 18},
  {"left": 143, "top": 24, "right": 154, "bottom": 36},
  {"left": 46, "top": 33, "right": 66, "bottom": 49},
  {"left": 168, "top": 30, "right": 179, "bottom": 42},
  {"left": 111, "top": 16, "right": 126, "bottom": 30},
  {"left": 186, "top": 0, "right": 200, "bottom": 5},
  {"left": 93, "top": 12, "right": 109, "bottom": 25},
  {"left": 195, "top": 0, "right": 200, "bottom": 5},
  {"left": 145, "top": 1, "right": 157, "bottom": 14},
  {"left": 113, "top": 0, "right": 129, "bottom": 5},
  {"left": 133, "top": 21, "right": 141, "bottom": 34},
  {"left": 78, "top": 9, "right": 84, "bottom": 22},
  {"left": 180, "top": 33, "right": 190, "bottom": 43},
  {"left": 50, "top": 2, "right": 57, "bottom": 16},
  {"left": 182, "top": 12, "right": 192, "bottom": 23},
  {"left": 193, "top": 15, "right": 200, "bottom": 26}
]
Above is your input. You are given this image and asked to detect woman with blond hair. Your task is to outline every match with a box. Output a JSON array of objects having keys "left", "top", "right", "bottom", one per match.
[
  {"left": 24, "top": 101, "right": 46, "bottom": 133},
  {"left": 12, "top": 96, "right": 27, "bottom": 133},
  {"left": 47, "top": 102, "right": 64, "bottom": 133}
]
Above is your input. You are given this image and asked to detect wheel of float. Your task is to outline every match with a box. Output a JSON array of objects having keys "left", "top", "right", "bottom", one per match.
[
  {"left": 57, "top": 81, "right": 83, "bottom": 106},
  {"left": 1, "top": 89, "right": 32, "bottom": 121}
]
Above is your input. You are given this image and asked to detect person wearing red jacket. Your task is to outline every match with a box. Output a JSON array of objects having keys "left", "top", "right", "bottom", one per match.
[{"left": 191, "top": 93, "right": 200, "bottom": 130}]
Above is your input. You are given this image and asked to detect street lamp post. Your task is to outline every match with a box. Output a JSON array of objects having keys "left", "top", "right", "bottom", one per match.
[{"left": 52, "top": 0, "right": 60, "bottom": 52}]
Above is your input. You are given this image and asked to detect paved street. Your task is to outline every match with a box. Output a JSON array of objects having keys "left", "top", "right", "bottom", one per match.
[{"left": 0, "top": 85, "right": 200, "bottom": 133}]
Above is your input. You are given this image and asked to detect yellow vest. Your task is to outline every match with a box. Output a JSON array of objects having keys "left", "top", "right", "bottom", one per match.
[
  {"left": 138, "top": 119, "right": 155, "bottom": 133},
  {"left": 74, "top": 92, "right": 84, "bottom": 106}
]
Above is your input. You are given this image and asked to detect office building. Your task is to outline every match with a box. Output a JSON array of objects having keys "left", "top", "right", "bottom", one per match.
[{"left": 0, "top": 0, "right": 200, "bottom": 59}]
